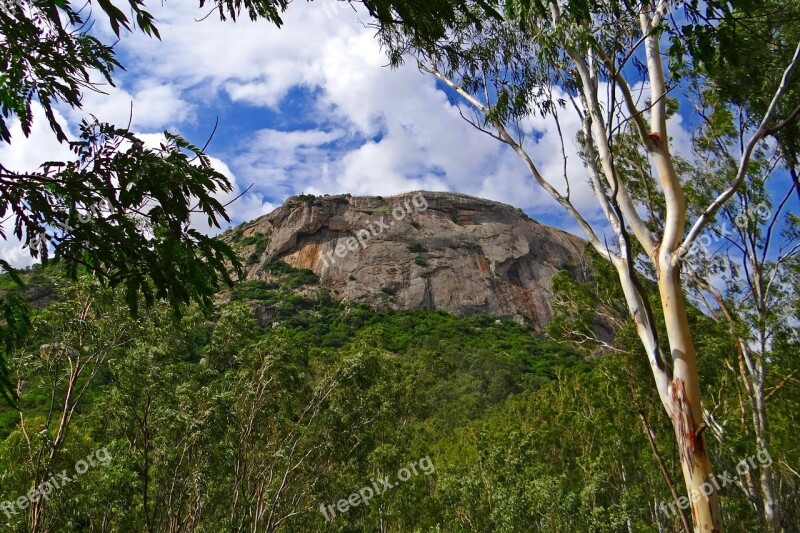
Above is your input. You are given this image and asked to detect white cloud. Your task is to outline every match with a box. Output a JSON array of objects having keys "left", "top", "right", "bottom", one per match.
[
  {"left": 102, "top": 0, "right": 542, "bottom": 206},
  {"left": 0, "top": 103, "right": 74, "bottom": 172},
  {"left": 198, "top": 156, "right": 277, "bottom": 233},
  {"left": 63, "top": 81, "right": 195, "bottom": 132},
  {"left": 2, "top": 0, "right": 699, "bottom": 267},
  {"left": 0, "top": 104, "right": 76, "bottom": 268}
]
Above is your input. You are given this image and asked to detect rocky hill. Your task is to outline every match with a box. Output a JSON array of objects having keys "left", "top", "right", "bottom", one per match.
[{"left": 229, "top": 191, "right": 589, "bottom": 330}]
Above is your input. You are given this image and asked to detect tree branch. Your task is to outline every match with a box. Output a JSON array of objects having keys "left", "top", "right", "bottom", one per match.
[
  {"left": 679, "top": 40, "right": 800, "bottom": 260},
  {"left": 568, "top": 47, "right": 657, "bottom": 256},
  {"left": 420, "top": 59, "right": 615, "bottom": 261}
]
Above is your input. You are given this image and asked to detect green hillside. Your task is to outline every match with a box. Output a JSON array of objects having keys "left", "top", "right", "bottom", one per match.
[{"left": 1, "top": 259, "right": 798, "bottom": 532}]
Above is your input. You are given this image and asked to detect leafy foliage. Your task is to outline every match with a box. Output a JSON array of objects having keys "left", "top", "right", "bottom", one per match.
[
  {"left": 0, "top": 0, "right": 251, "bottom": 405},
  {"left": 676, "top": 0, "right": 800, "bottom": 165},
  {"left": 2, "top": 0, "right": 799, "bottom": 529},
  {"left": 1, "top": 264, "right": 796, "bottom": 530},
  {"left": 0, "top": 266, "right": 594, "bottom": 531}
]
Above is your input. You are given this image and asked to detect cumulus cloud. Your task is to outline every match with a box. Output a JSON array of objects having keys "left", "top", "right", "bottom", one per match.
[
  {"left": 2, "top": 0, "right": 699, "bottom": 270},
  {"left": 0, "top": 103, "right": 74, "bottom": 172},
  {"left": 198, "top": 156, "right": 277, "bottom": 233},
  {"left": 65, "top": 82, "right": 196, "bottom": 131},
  {"left": 102, "top": 0, "right": 561, "bottom": 209}
]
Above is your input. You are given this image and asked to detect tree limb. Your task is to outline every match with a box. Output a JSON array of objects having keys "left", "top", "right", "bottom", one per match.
[{"left": 679, "top": 40, "right": 800, "bottom": 260}]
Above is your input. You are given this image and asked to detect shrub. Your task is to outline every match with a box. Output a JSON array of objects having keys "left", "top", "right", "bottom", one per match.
[
  {"left": 232, "top": 280, "right": 279, "bottom": 301},
  {"left": 265, "top": 259, "right": 320, "bottom": 288},
  {"left": 241, "top": 232, "right": 270, "bottom": 264}
]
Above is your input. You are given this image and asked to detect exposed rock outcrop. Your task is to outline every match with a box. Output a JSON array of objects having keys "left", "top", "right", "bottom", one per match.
[{"left": 233, "top": 191, "right": 589, "bottom": 330}]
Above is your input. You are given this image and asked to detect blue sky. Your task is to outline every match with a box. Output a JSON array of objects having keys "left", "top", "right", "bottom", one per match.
[{"left": 3, "top": 0, "right": 779, "bottom": 269}]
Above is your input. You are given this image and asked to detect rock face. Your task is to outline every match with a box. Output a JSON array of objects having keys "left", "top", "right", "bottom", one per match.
[{"left": 234, "top": 191, "right": 588, "bottom": 330}]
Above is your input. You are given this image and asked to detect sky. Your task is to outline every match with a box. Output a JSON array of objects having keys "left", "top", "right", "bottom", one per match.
[{"left": 1, "top": 0, "right": 699, "bottom": 268}]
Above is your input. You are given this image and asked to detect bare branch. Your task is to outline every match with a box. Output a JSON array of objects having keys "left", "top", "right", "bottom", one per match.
[
  {"left": 640, "top": 6, "right": 668, "bottom": 137},
  {"left": 679, "top": 40, "right": 800, "bottom": 260},
  {"left": 420, "top": 58, "right": 615, "bottom": 261},
  {"left": 493, "top": 120, "right": 614, "bottom": 261},
  {"left": 640, "top": 412, "right": 692, "bottom": 533},
  {"left": 595, "top": 47, "right": 652, "bottom": 150},
  {"left": 568, "top": 46, "right": 657, "bottom": 256},
  {"left": 418, "top": 61, "right": 488, "bottom": 114}
]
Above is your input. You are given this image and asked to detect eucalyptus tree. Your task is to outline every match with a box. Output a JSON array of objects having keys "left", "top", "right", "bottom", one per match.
[
  {"left": 359, "top": 1, "right": 800, "bottom": 530},
  {"left": 689, "top": 0, "right": 800, "bottom": 199},
  {"left": 1, "top": 275, "right": 151, "bottom": 532},
  {"left": 681, "top": 87, "right": 800, "bottom": 529}
]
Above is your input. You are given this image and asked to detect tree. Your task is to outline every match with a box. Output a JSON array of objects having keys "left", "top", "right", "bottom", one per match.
[
  {"left": 684, "top": 0, "right": 800, "bottom": 200},
  {"left": 4, "top": 1, "right": 798, "bottom": 528},
  {"left": 0, "top": 0, "right": 510, "bottom": 406},
  {"left": 357, "top": 1, "right": 800, "bottom": 530},
  {"left": 681, "top": 82, "right": 800, "bottom": 529},
  {"left": 0, "top": 0, "right": 272, "bottom": 405},
  {"left": 682, "top": 18, "right": 800, "bottom": 528},
  {"left": 4, "top": 274, "right": 151, "bottom": 532}
]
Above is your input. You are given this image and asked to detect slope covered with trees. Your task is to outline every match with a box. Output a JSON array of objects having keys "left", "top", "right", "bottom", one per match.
[{"left": 1, "top": 252, "right": 797, "bottom": 531}]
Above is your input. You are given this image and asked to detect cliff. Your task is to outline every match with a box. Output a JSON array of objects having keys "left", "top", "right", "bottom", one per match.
[{"left": 230, "top": 191, "right": 589, "bottom": 330}]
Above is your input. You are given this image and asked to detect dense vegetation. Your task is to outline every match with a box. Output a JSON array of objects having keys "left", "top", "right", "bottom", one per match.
[
  {"left": 0, "top": 256, "right": 797, "bottom": 531},
  {"left": 2, "top": 0, "right": 799, "bottom": 530}
]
